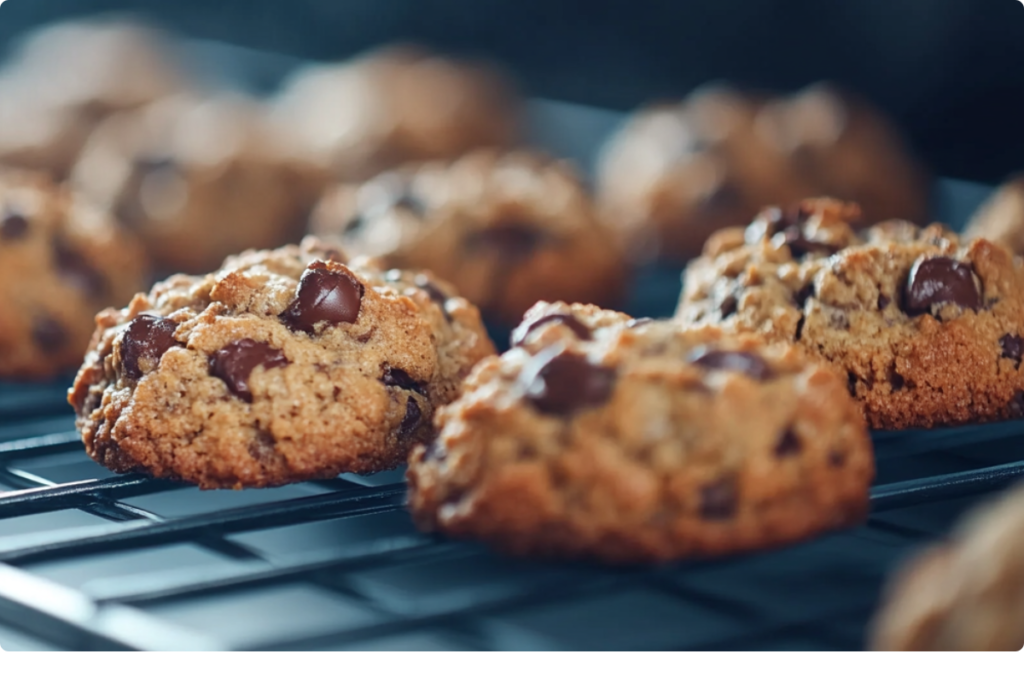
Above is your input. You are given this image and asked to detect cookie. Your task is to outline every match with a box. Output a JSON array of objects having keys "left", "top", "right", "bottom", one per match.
[
  {"left": 870, "top": 482, "right": 1024, "bottom": 651},
  {"left": 0, "top": 18, "right": 188, "bottom": 179},
  {"left": 310, "top": 148, "right": 628, "bottom": 325},
  {"left": 675, "top": 197, "right": 1024, "bottom": 430},
  {"left": 68, "top": 237, "right": 495, "bottom": 489},
  {"left": 270, "top": 44, "right": 521, "bottom": 182},
  {"left": 407, "top": 302, "right": 874, "bottom": 564},
  {"left": 0, "top": 168, "right": 149, "bottom": 379},
  {"left": 596, "top": 83, "right": 929, "bottom": 263},
  {"left": 71, "top": 92, "right": 326, "bottom": 274},
  {"left": 964, "top": 176, "right": 1024, "bottom": 256}
]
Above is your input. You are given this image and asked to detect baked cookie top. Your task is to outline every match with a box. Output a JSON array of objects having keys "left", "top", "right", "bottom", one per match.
[
  {"left": 311, "top": 148, "right": 628, "bottom": 325},
  {"left": 676, "top": 198, "right": 1024, "bottom": 430},
  {"left": 69, "top": 237, "right": 495, "bottom": 489},
  {"left": 0, "top": 168, "right": 148, "bottom": 379},
  {"left": 408, "top": 303, "right": 873, "bottom": 563},
  {"left": 870, "top": 482, "right": 1024, "bottom": 651}
]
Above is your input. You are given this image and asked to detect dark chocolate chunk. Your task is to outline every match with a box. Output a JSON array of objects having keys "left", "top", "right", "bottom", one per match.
[
  {"left": 1, "top": 210, "right": 29, "bottom": 240},
  {"left": 1000, "top": 334, "right": 1024, "bottom": 363},
  {"left": 877, "top": 293, "right": 891, "bottom": 311},
  {"left": 32, "top": 316, "right": 67, "bottom": 352},
  {"left": 397, "top": 397, "right": 422, "bottom": 440},
  {"left": 903, "top": 257, "right": 981, "bottom": 316},
  {"left": 280, "top": 262, "right": 364, "bottom": 333},
  {"left": 54, "top": 241, "right": 105, "bottom": 297},
  {"left": 381, "top": 366, "right": 427, "bottom": 395},
  {"left": 777, "top": 226, "right": 840, "bottom": 259},
  {"left": 793, "top": 283, "right": 815, "bottom": 308},
  {"left": 847, "top": 372, "right": 859, "bottom": 397},
  {"left": 891, "top": 370, "right": 906, "bottom": 392},
  {"left": 511, "top": 314, "right": 592, "bottom": 347},
  {"left": 688, "top": 347, "right": 774, "bottom": 381},
  {"left": 700, "top": 477, "right": 737, "bottom": 520},
  {"left": 524, "top": 352, "right": 616, "bottom": 416},
  {"left": 465, "top": 223, "right": 545, "bottom": 262},
  {"left": 775, "top": 429, "right": 801, "bottom": 458},
  {"left": 209, "top": 339, "right": 290, "bottom": 402},
  {"left": 121, "top": 314, "right": 181, "bottom": 380}
]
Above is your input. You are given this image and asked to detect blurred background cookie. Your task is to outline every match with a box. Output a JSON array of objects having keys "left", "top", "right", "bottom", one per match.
[
  {"left": 964, "top": 175, "right": 1024, "bottom": 256},
  {"left": 310, "top": 148, "right": 627, "bottom": 325},
  {"left": 269, "top": 44, "right": 523, "bottom": 183},
  {"left": 71, "top": 91, "right": 325, "bottom": 275},
  {"left": 0, "top": 168, "right": 149, "bottom": 379}
]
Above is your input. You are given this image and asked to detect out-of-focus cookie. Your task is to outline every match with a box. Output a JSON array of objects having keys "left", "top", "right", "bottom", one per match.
[
  {"left": 676, "top": 198, "right": 1024, "bottom": 430},
  {"left": 870, "top": 482, "right": 1024, "bottom": 651},
  {"left": 0, "top": 169, "right": 148, "bottom": 379},
  {"left": 270, "top": 44, "right": 521, "bottom": 182},
  {"left": 310, "top": 149, "right": 627, "bottom": 325},
  {"left": 68, "top": 237, "right": 495, "bottom": 490},
  {"left": 71, "top": 92, "right": 326, "bottom": 274},
  {"left": 407, "top": 304, "right": 873, "bottom": 564},
  {"left": 964, "top": 176, "right": 1024, "bottom": 256}
]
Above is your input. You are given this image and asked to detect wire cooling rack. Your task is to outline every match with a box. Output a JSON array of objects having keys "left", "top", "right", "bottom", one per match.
[{"left": 0, "top": 38, "right": 1022, "bottom": 651}]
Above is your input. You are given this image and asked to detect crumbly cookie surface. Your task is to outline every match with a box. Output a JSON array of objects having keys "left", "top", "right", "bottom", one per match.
[
  {"left": 676, "top": 198, "right": 1024, "bottom": 430},
  {"left": 964, "top": 176, "right": 1024, "bottom": 256},
  {"left": 407, "top": 302, "right": 873, "bottom": 564},
  {"left": 68, "top": 237, "right": 494, "bottom": 489},
  {"left": 0, "top": 169, "right": 148, "bottom": 379},
  {"left": 311, "top": 148, "right": 627, "bottom": 325},
  {"left": 870, "top": 482, "right": 1024, "bottom": 651}
]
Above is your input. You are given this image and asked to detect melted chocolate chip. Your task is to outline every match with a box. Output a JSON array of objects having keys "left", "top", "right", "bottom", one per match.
[
  {"left": 877, "top": 293, "right": 891, "bottom": 311},
  {"left": 209, "top": 339, "right": 290, "bottom": 402},
  {"left": 524, "top": 352, "right": 616, "bottom": 416},
  {"left": 688, "top": 347, "right": 774, "bottom": 381},
  {"left": 903, "top": 257, "right": 981, "bottom": 316},
  {"left": 511, "top": 314, "right": 592, "bottom": 347},
  {"left": 778, "top": 226, "right": 840, "bottom": 258},
  {"left": 398, "top": 397, "right": 422, "bottom": 440},
  {"left": 1, "top": 210, "right": 29, "bottom": 240},
  {"left": 1000, "top": 334, "right": 1023, "bottom": 363},
  {"left": 54, "top": 241, "right": 105, "bottom": 297},
  {"left": 381, "top": 366, "right": 427, "bottom": 395},
  {"left": 719, "top": 294, "right": 738, "bottom": 318},
  {"left": 775, "top": 429, "right": 800, "bottom": 458},
  {"left": 465, "top": 223, "right": 545, "bottom": 262},
  {"left": 121, "top": 315, "right": 181, "bottom": 380},
  {"left": 32, "top": 316, "right": 67, "bottom": 352},
  {"left": 793, "top": 283, "right": 815, "bottom": 308},
  {"left": 891, "top": 370, "right": 906, "bottom": 392},
  {"left": 700, "top": 477, "right": 737, "bottom": 520},
  {"left": 280, "top": 262, "right": 364, "bottom": 334}
]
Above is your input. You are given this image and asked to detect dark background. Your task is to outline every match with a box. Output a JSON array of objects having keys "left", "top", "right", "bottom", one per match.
[{"left": 1, "top": 0, "right": 1023, "bottom": 184}]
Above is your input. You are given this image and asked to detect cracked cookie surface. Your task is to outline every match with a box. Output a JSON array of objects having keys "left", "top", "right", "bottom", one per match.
[
  {"left": 69, "top": 237, "right": 494, "bottom": 489},
  {"left": 676, "top": 198, "right": 1024, "bottom": 430},
  {"left": 407, "top": 302, "right": 873, "bottom": 563}
]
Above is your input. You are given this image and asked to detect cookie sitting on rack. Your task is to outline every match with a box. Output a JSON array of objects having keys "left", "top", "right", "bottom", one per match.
[
  {"left": 310, "top": 149, "right": 628, "bottom": 326},
  {"left": 68, "top": 237, "right": 495, "bottom": 489},
  {"left": 870, "top": 481, "right": 1024, "bottom": 651},
  {"left": 675, "top": 197, "right": 1024, "bottom": 430},
  {"left": 407, "top": 302, "right": 874, "bottom": 564}
]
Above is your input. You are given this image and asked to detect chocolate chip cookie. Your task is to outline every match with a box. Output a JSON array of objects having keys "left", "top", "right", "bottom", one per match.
[
  {"left": 407, "top": 305, "right": 873, "bottom": 563},
  {"left": 596, "top": 83, "right": 929, "bottom": 263},
  {"left": 676, "top": 198, "right": 1024, "bottom": 430},
  {"left": 0, "top": 169, "right": 149, "bottom": 379},
  {"left": 964, "top": 176, "right": 1024, "bottom": 256},
  {"left": 71, "top": 92, "right": 326, "bottom": 275},
  {"left": 68, "top": 237, "right": 495, "bottom": 489},
  {"left": 270, "top": 44, "right": 521, "bottom": 182},
  {"left": 310, "top": 149, "right": 628, "bottom": 325},
  {"left": 870, "top": 482, "right": 1024, "bottom": 651}
]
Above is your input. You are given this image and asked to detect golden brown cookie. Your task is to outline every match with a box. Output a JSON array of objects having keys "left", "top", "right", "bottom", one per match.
[
  {"left": 676, "top": 198, "right": 1024, "bottom": 430},
  {"left": 407, "top": 302, "right": 874, "bottom": 564},
  {"left": 68, "top": 237, "right": 495, "bottom": 489}
]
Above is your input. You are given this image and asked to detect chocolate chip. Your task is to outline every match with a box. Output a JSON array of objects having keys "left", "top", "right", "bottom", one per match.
[
  {"left": 626, "top": 317, "right": 654, "bottom": 328},
  {"left": 524, "top": 352, "right": 616, "bottom": 416},
  {"left": 511, "top": 314, "right": 592, "bottom": 347},
  {"left": 847, "top": 372, "right": 859, "bottom": 397},
  {"left": 877, "top": 293, "right": 891, "bottom": 311},
  {"left": 759, "top": 206, "right": 790, "bottom": 236},
  {"left": 413, "top": 274, "right": 451, "bottom": 321},
  {"left": 280, "top": 262, "right": 364, "bottom": 334},
  {"left": 794, "top": 315, "right": 806, "bottom": 341},
  {"left": 465, "top": 223, "right": 545, "bottom": 262},
  {"left": 776, "top": 226, "right": 840, "bottom": 259},
  {"left": 903, "top": 257, "right": 981, "bottom": 316},
  {"left": 121, "top": 314, "right": 181, "bottom": 380},
  {"left": 397, "top": 397, "right": 422, "bottom": 440},
  {"left": 775, "top": 429, "right": 800, "bottom": 458},
  {"left": 1, "top": 210, "right": 29, "bottom": 240},
  {"left": 891, "top": 370, "right": 905, "bottom": 392},
  {"left": 381, "top": 366, "right": 427, "bottom": 395},
  {"left": 1000, "top": 334, "right": 1023, "bottom": 363},
  {"left": 700, "top": 477, "right": 737, "bottom": 520},
  {"left": 829, "top": 451, "right": 846, "bottom": 468},
  {"left": 32, "top": 316, "right": 67, "bottom": 352},
  {"left": 248, "top": 430, "right": 280, "bottom": 464},
  {"left": 719, "top": 294, "right": 738, "bottom": 318},
  {"left": 793, "top": 283, "right": 815, "bottom": 308},
  {"left": 209, "top": 339, "right": 290, "bottom": 402},
  {"left": 688, "top": 347, "right": 774, "bottom": 381},
  {"left": 54, "top": 241, "right": 105, "bottom": 298}
]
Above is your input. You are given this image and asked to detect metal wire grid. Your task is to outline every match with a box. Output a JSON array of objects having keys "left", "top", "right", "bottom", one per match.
[{"left": 0, "top": 377, "right": 1022, "bottom": 651}]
